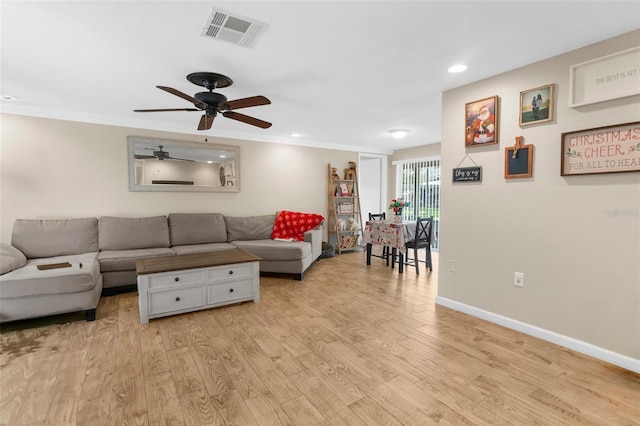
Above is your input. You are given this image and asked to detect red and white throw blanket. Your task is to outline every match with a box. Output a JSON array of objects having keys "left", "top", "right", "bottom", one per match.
[{"left": 271, "top": 210, "right": 324, "bottom": 242}]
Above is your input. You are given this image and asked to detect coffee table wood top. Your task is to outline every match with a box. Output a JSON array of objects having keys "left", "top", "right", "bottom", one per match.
[{"left": 136, "top": 249, "right": 261, "bottom": 275}]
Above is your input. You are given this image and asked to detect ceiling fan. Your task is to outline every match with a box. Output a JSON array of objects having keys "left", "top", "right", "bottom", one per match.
[
  {"left": 134, "top": 145, "right": 194, "bottom": 162},
  {"left": 134, "top": 72, "right": 271, "bottom": 130}
]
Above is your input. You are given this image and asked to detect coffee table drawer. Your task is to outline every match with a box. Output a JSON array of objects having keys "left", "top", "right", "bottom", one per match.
[
  {"left": 207, "top": 264, "right": 253, "bottom": 281},
  {"left": 149, "top": 286, "right": 205, "bottom": 315},
  {"left": 207, "top": 279, "right": 254, "bottom": 304},
  {"left": 148, "top": 270, "right": 204, "bottom": 289}
]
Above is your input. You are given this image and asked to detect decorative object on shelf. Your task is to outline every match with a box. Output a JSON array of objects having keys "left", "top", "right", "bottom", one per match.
[
  {"left": 331, "top": 167, "right": 341, "bottom": 180},
  {"left": 339, "top": 182, "right": 350, "bottom": 196},
  {"left": 389, "top": 198, "right": 409, "bottom": 222},
  {"left": 561, "top": 121, "right": 640, "bottom": 176},
  {"left": 520, "top": 84, "right": 554, "bottom": 126},
  {"left": 505, "top": 136, "right": 533, "bottom": 179},
  {"left": 339, "top": 235, "right": 357, "bottom": 250},
  {"left": 344, "top": 161, "right": 357, "bottom": 180},
  {"left": 339, "top": 202, "right": 354, "bottom": 214},
  {"left": 465, "top": 95, "right": 499, "bottom": 147}
]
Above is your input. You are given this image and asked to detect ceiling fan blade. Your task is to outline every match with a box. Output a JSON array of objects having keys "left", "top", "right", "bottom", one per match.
[
  {"left": 223, "top": 111, "right": 272, "bottom": 129},
  {"left": 167, "top": 157, "right": 195, "bottom": 162},
  {"left": 157, "top": 86, "right": 208, "bottom": 109},
  {"left": 134, "top": 154, "right": 156, "bottom": 159},
  {"left": 221, "top": 96, "right": 271, "bottom": 110},
  {"left": 198, "top": 114, "right": 215, "bottom": 130},
  {"left": 134, "top": 108, "right": 200, "bottom": 112}
]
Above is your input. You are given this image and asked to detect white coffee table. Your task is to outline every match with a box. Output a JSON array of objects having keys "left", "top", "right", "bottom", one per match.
[{"left": 135, "top": 249, "right": 261, "bottom": 324}]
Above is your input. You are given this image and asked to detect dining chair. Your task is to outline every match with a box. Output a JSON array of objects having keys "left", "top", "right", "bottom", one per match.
[
  {"left": 368, "top": 212, "right": 390, "bottom": 265},
  {"left": 404, "top": 216, "right": 433, "bottom": 274}
]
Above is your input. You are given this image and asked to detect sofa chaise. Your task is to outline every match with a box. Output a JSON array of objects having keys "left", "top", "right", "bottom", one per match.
[
  {"left": 0, "top": 212, "right": 323, "bottom": 323},
  {"left": 0, "top": 218, "right": 103, "bottom": 323}
]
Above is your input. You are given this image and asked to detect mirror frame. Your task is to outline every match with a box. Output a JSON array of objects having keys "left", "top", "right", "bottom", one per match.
[{"left": 127, "top": 136, "right": 241, "bottom": 192}]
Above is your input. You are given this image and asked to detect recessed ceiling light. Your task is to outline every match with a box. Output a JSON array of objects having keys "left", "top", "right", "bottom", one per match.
[
  {"left": 448, "top": 64, "right": 468, "bottom": 73},
  {"left": 289, "top": 132, "right": 301, "bottom": 137},
  {"left": 219, "top": 155, "right": 226, "bottom": 158},
  {"left": 389, "top": 129, "right": 409, "bottom": 140},
  {"left": 0, "top": 95, "right": 19, "bottom": 101}
]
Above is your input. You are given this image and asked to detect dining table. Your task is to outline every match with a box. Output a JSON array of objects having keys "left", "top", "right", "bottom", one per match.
[{"left": 363, "top": 220, "right": 417, "bottom": 273}]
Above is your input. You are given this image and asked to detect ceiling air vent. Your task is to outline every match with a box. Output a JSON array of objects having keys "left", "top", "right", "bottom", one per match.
[{"left": 201, "top": 8, "right": 268, "bottom": 48}]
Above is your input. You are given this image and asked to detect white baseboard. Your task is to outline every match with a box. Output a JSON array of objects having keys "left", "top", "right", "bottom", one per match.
[{"left": 435, "top": 296, "right": 640, "bottom": 374}]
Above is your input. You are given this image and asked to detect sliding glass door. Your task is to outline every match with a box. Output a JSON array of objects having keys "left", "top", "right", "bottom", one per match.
[{"left": 394, "top": 157, "right": 440, "bottom": 249}]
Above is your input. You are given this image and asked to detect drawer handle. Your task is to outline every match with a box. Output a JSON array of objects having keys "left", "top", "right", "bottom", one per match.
[
  {"left": 229, "top": 270, "right": 234, "bottom": 275},
  {"left": 229, "top": 288, "right": 234, "bottom": 293},
  {"left": 175, "top": 297, "right": 181, "bottom": 302},
  {"left": 174, "top": 277, "right": 180, "bottom": 282}
]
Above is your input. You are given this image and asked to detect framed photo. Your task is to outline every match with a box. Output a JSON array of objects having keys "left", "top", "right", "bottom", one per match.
[
  {"left": 339, "top": 182, "right": 350, "bottom": 196},
  {"left": 520, "top": 84, "right": 554, "bottom": 126},
  {"left": 505, "top": 145, "right": 533, "bottom": 179},
  {"left": 465, "top": 96, "right": 499, "bottom": 147},
  {"left": 561, "top": 121, "right": 640, "bottom": 176}
]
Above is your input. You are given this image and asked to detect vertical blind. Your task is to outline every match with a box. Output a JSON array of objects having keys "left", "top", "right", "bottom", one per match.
[{"left": 397, "top": 158, "right": 440, "bottom": 249}]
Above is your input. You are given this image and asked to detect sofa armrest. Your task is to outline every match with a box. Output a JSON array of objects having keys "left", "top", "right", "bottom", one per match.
[{"left": 304, "top": 229, "right": 323, "bottom": 261}]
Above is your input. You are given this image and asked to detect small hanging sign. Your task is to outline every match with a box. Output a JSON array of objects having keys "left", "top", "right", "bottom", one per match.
[
  {"left": 453, "top": 166, "right": 482, "bottom": 182},
  {"left": 453, "top": 154, "right": 482, "bottom": 182}
]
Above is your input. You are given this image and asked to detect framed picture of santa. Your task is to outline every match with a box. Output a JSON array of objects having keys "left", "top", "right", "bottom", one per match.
[{"left": 465, "top": 96, "right": 499, "bottom": 148}]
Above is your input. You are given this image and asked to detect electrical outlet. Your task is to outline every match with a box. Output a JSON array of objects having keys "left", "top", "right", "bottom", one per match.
[
  {"left": 514, "top": 272, "right": 524, "bottom": 287},
  {"left": 449, "top": 260, "right": 457, "bottom": 272}
]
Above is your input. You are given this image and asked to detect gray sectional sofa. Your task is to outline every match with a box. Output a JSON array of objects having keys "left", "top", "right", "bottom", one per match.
[{"left": 0, "top": 213, "right": 323, "bottom": 323}]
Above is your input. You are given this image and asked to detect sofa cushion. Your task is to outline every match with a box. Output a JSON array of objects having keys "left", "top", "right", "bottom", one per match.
[
  {"left": 0, "top": 243, "right": 28, "bottom": 275},
  {"left": 98, "top": 248, "right": 175, "bottom": 272},
  {"left": 171, "top": 242, "right": 237, "bottom": 255},
  {"left": 231, "top": 239, "right": 311, "bottom": 261},
  {"left": 225, "top": 215, "right": 276, "bottom": 242},
  {"left": 168, "top": 213, "right": 227, "bottom": 246},
  {"left": 0, "top": 252, "right": 100, "bottom": 298},
  {"left": 12, "top": 218, "right": 99, "bottom": 259},
  {"left": 99, "top": 216, "right": 170, "bottom": 251}
]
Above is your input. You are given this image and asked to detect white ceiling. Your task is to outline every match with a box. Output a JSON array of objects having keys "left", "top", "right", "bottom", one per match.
[{"left": 1, "top": 1, "right": 639, "bottom": 155}]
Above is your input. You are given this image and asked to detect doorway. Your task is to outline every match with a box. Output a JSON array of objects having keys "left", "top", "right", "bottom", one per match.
[{"left": 358, "top": 154, "right": 387, "bottom": 228}]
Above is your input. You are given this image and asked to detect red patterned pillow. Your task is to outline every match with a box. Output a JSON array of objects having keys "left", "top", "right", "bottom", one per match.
[{"left": 272, "top": 211, "right": 324, "bottom": 242}]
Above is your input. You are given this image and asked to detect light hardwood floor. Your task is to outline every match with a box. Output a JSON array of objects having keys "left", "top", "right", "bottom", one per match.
[{"left": 1, "top": 250, "right": 639, "bottom": 425}]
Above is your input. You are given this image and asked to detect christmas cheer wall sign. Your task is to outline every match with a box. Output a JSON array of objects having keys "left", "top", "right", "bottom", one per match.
[{"left": 561, "top": 121, "right": 640, "bottom": 176}]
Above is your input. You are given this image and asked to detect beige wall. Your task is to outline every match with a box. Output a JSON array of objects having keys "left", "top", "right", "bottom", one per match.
[
  {"left": 439, "top": 30, "right": 640, "bottom": 360},
  {"left": 0, "top": 114, "right": 357, "bottom": 242}
]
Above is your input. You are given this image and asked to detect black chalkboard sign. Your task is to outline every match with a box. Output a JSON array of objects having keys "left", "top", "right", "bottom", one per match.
[
  {"left": 453, "top": 166, "right": 482, "bottom": 182},
  {"left": 505, "top": 145, "right": 533, "bottom": 179}
]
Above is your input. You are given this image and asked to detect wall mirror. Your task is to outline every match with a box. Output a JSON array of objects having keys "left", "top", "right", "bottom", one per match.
[{"left": 128, "top": 136, "right": 240, "bottom": 192}]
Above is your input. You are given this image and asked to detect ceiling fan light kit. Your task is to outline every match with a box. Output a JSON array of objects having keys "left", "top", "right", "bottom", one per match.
[{"left": 134, "top": 72, "right": 271, "bottom": 131}]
